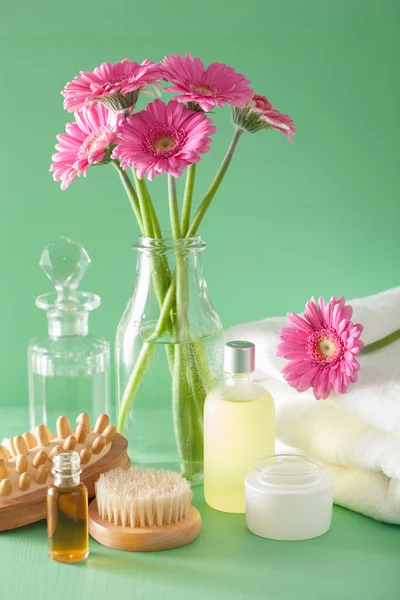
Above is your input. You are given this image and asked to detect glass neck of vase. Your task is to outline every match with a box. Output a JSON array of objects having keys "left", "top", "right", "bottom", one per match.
[
  {"left": 135, "top": 235, "right": 206, "bottom": 258},
  {"left": 131, "top": 234, "right": 221, "bottom": 344}
]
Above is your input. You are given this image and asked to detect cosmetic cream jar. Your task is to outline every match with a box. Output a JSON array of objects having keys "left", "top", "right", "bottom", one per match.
[{"left": 245, "top": 454, "right": 333, "bottom": 541}]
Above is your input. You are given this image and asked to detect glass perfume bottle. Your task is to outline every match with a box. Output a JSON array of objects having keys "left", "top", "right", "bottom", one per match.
[
  {"left": 47, "top": 450, "right": 89, "bottom": 563},
  {"left": 28, "top": 237, "right": 110, "bottom": 431},
  {"left": 204, "top": 341, "right": 275, "bottom": 514}
]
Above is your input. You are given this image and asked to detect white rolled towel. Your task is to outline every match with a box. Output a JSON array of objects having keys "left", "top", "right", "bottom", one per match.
[{"left": 227, "top": 286, "right": 400, "bottom": 524}]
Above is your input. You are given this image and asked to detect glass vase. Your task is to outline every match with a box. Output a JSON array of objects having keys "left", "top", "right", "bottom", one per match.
[{"left": 116, "top": 235, "right": 224, "bottom": 484}]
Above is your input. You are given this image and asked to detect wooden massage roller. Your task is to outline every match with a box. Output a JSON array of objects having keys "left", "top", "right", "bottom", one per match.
[{"left": 0, "top": 413, "right": 129, "bottom": 532}]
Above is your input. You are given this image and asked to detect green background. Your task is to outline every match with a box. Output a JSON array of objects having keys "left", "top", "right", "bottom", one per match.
[
  {"left": 1, "top": 0, "right": 399, "bottom": 409},
  {"left": 0, "top": 1, "right": 399, "bottom": 598}
]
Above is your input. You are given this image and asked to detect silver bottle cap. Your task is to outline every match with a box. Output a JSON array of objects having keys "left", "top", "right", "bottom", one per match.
[{"left": 224, "top": 341, "right": 255, "bottom": 374}]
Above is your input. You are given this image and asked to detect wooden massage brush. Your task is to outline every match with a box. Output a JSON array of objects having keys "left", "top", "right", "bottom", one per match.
[
  {"left": 0, "top": 413, "right": 129, "bottom": 532},
  {"left": 88, "top": 467, "right": 202, "bottom": 552}
]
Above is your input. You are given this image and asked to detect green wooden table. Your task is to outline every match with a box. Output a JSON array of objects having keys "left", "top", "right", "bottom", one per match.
[{"left": 1, "top": 410, "right": 399, "bottom": 600}]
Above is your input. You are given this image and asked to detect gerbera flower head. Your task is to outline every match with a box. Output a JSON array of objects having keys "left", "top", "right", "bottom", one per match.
[
  {"left": 277, "top": 296, "right": 364, "bottom": 400},
  {"left": 112, "top": 99, "right": 216, "bottom": 180},
  {"left": 161, "top": 53, "right": 253, "bottom": 112},
  {"left": 50, "top": 103, "right": 123, "bottom": 190},
  {"left": 232, "top": 93, "right": 296, "bottom": 141},
  {"left": 62, "top": 58, "right": 162, "bottom": 112}
]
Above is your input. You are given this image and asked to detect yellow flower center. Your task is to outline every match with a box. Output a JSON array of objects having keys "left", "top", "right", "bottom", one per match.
[
  {"left": 153, "top": 136, "right": 175, "bottom": 150},
  {"left": 88, "top": 132, "right": 108, "bottom": 153},
  {"left": 193, "top": 84, "right": 211, "bottom": 94},
  {"left": 318, "top": 339, "right": 336, "bottom": 358}
]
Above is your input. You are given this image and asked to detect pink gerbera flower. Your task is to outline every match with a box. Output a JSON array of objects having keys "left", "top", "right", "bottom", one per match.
[
  {"left": 51, "top": 103, "right": 123, "bottom": 190},
  {"left": 62, "top": 58, "right": 162, "bottom": 112},
  {"left": 277, "top": 297, "right": 364, "bottom": 400},
  {"left": 112, "top": 99, "right": 216, "bottom": 180},
  {"left": 248, "top": 94, "right": 296, "bottom": 141},
  {"left": 232, "top": 93, "right": 296, "bottom": 141},
  {"left": 161, "top": 53, "right": 253, "bottom": 112}
]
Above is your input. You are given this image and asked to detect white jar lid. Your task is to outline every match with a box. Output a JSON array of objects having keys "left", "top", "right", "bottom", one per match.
[{"left": 255, "top": 453, "right": 330, "bottom": 491}]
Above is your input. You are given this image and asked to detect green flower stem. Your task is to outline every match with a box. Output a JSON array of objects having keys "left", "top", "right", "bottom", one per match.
[
  {"left": 168, "top": 175, "right": 182, "bottom": 239},
  {"left": 186, "top": 128, "right": 243, "bottom": 238},
  {"left": 360, "top": 328, "right": 400, "bottom": 355},
  {"left": 146, "top": 279, "right": 177, "bottom": 342},
  {"left": 132, "top": 169, "right": 174, "bottom": 308},
  {"left": 186, "top": 348, "right": 206, "bottom": 467},
  {"left": 132, "top": 168, "right": 175, "bottom": 328},
  {"left": 131, "top": 169, "right": 163, "bottom": 240},
  {"left": 149, "top": 198, "right": 163, "bottom": 239},
  {"left": 132, "top": 169, "right": 154, "bottom": 237},
  {"left": 172, "top": 344, "right": 203, "bottom": 477},
  {"left": 168, "top": 175, "right": 190, "bottom": 338},
  {"left": 112, "top": 160, "right": 143, "bottom": 232},
  {"left": 117, "top": 342, "right": 155, "bottom": 433},
  {"left": 181, "top": 164, "right": 196, "bottom": 236},
  {"left": 192, "top": 340, "right": 217, "bottom": 393},
  {"left": 133, "top": 169, "right": 174, "bottom": 299}
]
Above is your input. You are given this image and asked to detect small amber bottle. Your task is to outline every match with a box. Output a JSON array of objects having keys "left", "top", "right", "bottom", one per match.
[{"left": 47, "top": 450, "right": 89, "bottom": 563}]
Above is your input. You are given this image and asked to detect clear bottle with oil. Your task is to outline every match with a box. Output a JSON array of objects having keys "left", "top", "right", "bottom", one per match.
[
  {"left": 47, "top": 450, "right": 89, "bottom": 563},
  {"left": 204, "top": 341, "right": 275, "bottom": 513},
  {"left": 28, "top": 237, "right": 110, "bottom": 431}
]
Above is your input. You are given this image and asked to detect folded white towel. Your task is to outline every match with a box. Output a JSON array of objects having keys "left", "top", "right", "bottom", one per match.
[{"left": 227, "top": 286, "right": 400, "bottom": 524}]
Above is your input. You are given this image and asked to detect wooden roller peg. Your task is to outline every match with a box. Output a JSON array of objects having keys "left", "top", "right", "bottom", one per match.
[
  {"left": 36, "top": 425, "right": 51, "bottom": 447},
  {"left": 33, "top": 450, "right": 48, "bottom": 468},
  {"left": 23, "top": 433, "right": 37, "bottom": 450},
  {"left": 80, "top": 447, "right": 92, "bottom": 465},
  {"left": 75, "top": 424, "right": 88, "bottom": 444},
  {"left": 103, "top": 425, "right": 117, "bottom": 445},
  {"left": 57, "top": 416, "right": 72, "bottom": 439},
  {"left": 48, "top": 445, "right": 63, "bottom": 461},
  {"left": 13, "top": 436, "right": 29, "bottom": 456},
  {"left": 0, "top": 445, "right": 9, "bottom": 463},
  {"left": 8, "top": 439, "right": 17, "bottom": 457},
  {"left": 63, "top": 435, "right": 77, "bottom": 451},
  {"left": 76, "top": 413, "right": 90, "bottom": 430},
  {"left": 0, "top": 459, "right": 8, "bottom": 479},
  {"left": 19, "top": 473, "right": 31, "bottom": 492},
  {"left": 16, "top": 455, "right": 28, "bottom": 475},
  {"left": 44, "top": 426, "right": 55, "bottom": 441},
  {"left": 94, "top": 414, "right": 109, "bottom": 435},
  {"left": 92, "top": 436, "right": 106, "bottom": 455},
  {"left": 35, "top": 465, "right": 50, "bottom": 485},
  {"left": 0, "top": 480, "right": 12, "bottom": 497}
]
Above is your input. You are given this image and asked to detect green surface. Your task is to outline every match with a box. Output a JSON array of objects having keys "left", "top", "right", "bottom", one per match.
[
  {"left": 0, "top": 0, "right": 399, "bottom": 597},
  {"left": 1, "top": 410, "right": 400, "bottom": 599},
  {"left": 1, "top": 490, "right": 399, "bottom": 600}
]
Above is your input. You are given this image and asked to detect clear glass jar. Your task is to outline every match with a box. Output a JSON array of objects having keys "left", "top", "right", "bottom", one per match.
[
  {"left": 245, "top": 454, "right": 334, "bottom": 540},
  {"left": 116, "top": 235, "right": 224, "bottom": 484},
  {"left": 28, "top": 237, "right": 110, "bottom": 431}
]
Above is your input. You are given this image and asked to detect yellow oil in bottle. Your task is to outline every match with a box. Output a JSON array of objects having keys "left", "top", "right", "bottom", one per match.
[
  {"left": 47, "top": 450, "right": 89, "bottom": 563},
  {"left": 204, "top": 341, "right": 275, "bottom": 513}
]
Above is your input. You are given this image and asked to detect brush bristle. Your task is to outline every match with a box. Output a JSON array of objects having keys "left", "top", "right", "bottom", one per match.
[{"left": 95, "top": 467, "right": 193, "bottom": 528}]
